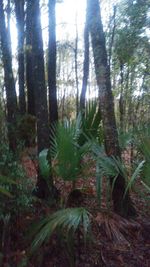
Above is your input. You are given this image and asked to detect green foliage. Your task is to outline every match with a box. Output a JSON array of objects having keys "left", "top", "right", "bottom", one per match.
[
  {"left": 30, "top": 207, "right": 91, "bottom": 266},
  {"left": 118, "top": 130, "right": 133, "bottom": 150},
  {"left": 17, "top": 114, "right": 36, "bottom": 147},
  {"left": 137, "top": 127, "right": 150, "bottom": 188},
  {"left": 39, "top": 149, "right": 51, "bottom": 179},
  {"left": 0, "top": 175, "right": 16, "bottom": 197},
  {"left": 91, "top": 142, "right": 145, "bottom": 207},
  {"left": 123, "top": 160, "right": 145, "bottom": 198},
  {"left": 50, "top": 117, "right": 88, "bottom": 183},
  {"left": 78, "top": 101, "right": 102, "bottom": 146},
  {"left": 115, "top": 0, "right": 149, "bottom": 64},
  {"left": 0, "top": 143, "right": 34, "bottom": 217}
]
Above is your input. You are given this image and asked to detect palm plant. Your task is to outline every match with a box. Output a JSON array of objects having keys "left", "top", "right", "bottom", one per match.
[
  {"left": 91, "top": 143, "right": 145, "bottom": 208},
  {"left": 78, "top": 101, "right": 102, "bottom": 146},
  {"left": 30, "top": 207, "right": 92, "bottom": 266},
  {"left": 50, "top": 116, "right": 89, "bottom": 189}
]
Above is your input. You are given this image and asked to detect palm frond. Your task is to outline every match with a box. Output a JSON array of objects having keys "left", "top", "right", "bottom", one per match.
[
  {"left": 124, "top": 160, "right": 145, "bottom": 198},
  {"left": 31, "top": 207, "right": 91, "bottom": 254},
  {"left": 39, "top": 149, "right": 51, "bottom": 179},
  {"left": 141, "top": 180, "right": 150, "bottom": 193},
  {"left": 50, "top": 119, "right": 88, "bottom": 182},
  {"left": 78, "top": 101, "right": 102, "bottom": 146}
]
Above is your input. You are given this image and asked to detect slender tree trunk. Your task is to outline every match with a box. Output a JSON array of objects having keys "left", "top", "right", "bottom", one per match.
[
  {"left": 80, "top": 6, "right": 89, "bottom": 112},
  {"left": 0, "top": 0, "right": 18, "bottom": 151},
  {"left": 27, "top": 0, "right": 54, "bottom": 199},
  {"left": 48, "top": 0, "right": 58, "bottom": 124},
  {"left": 26, "top": 1, "right": 35, "bottom": 116},
  {"left": 75, "top": 14, "right": 79, "bottom": 116},
  {"left": 88, "top": 0, "right": 136, "bottom": 217},
  {"left": 14, "top": 0, "right": 26, "bottom": 115},
  {"left": 108, "top": 5, "right": 117, "bottom": 67},
  {"left": 119, "top": 63, "right": 124, "bottom": 131}
]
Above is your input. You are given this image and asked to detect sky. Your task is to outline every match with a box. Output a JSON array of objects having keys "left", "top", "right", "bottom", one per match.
[
  {"left": 10, "top": 0, "right": 87, "bottom": 54},
  {"left": 10, "top": 0, "right": 120, "bottom": 54}
]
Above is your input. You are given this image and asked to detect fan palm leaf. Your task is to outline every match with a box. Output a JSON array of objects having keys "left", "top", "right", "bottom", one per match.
[{"left": 31, "top": 207, "right": 91, "bottom": 253}]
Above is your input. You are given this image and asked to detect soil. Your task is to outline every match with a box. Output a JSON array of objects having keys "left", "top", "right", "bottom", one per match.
[{"left": 1, "top": 148, "right": 150, "bottom": 267}]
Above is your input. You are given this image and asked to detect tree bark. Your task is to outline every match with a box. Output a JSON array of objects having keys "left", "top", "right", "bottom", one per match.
[
  {"left": 119, "top": 63, "right": 124, "bottom": 131},
  {"left": 80, "top": 6, "right": 89, "bottom": 113},
  {"left": 0, "top": 0, "right": 18, "bottom": 151},
  {"left": 26, "top": 0, "right": 35, "bottom": 116},
  {"left": 75, "top": 14, "right": 79, "bottom": 116},
  {"left": 48, "top": 0, "right": 58, "bottom": 124},
  {"left": 88, "top": 0, "right": 136, "bottom": 217},
  {"left": 14, "top": 0, "right": 26, "bottom": 115},
  {"left": 27, "top": 0, "right": 54, "bottom": 198}
]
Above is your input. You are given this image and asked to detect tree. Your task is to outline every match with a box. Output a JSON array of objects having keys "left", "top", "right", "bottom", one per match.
[
  {"left": 0, "top": 0, "right": 18, "bottom": 151},
  {"left": 48, "top": 0, "right": 58, "bottom": 124},
  {"left": 80, "top": 4, "right": 89, "bottom": 112},
  {"left": 113, "top": 0, "right": 149, "bottom": 131},
  {"left": 26, "top": 0, "right": 35, "bottom": 116},
  {"left": 74, "top": 14, "right": 79, "bottom": 116},
  {"left": 26, "top": 0, "right": 53, "bottom": 198},
  {"left": 87, "top": 0, "right": 136, "bottom": 217},
  {"left": 14, "top": 0, "right": 26, "bottom": 114}
]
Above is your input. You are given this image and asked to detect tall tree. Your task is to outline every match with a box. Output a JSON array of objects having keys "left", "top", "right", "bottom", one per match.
[
  {"left": 87, "top": 0, "right": 136, "bottom": 217},
  {"left": 14, "top": 0, "right": 26, "bottom": 114},
  {"left": 75, "top": 13, "right": 79, "bottom": 116},
  {"left": 0, "top": 0, "right": 18, "bottom": 151},
  {"left": 80, "top": 5, "right": 89, "bottom": 112},
  {"left": 26, "top": 0, "right": 35, "bottom": 116},
  {"left": 48, "top": 0, "right": 58, "bottom": 124},
  {"left": 26, "top": 0, "right": 52, "bottom": 198}
]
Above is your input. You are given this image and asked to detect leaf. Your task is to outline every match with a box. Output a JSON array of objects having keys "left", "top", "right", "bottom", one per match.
[
  {"left": 39, "top": 149, "right": 51, "bottom": 179},
  {"left": 124, "top": 160, "right": 145, "bottom": 198},
  {"left": 30, "top": 208, "right": 91, "bottom": 254},
  {"left": 0, "top": 186, "right": 13, "bottom": 197}
]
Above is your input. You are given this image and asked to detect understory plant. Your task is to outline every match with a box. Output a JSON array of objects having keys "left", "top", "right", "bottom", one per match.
[
  {"left": 78, "top": 101, "right": 102, "bottom": 146},
  {"left": 90, "top": 142, "right": 145, "bottom": 209},
  {"left": 49, "top": 116, "right": 90, "bottom": 189},
  {"left": 0, "top": 143, "right": 34, "bottom": 217},
  {"left": 30, "top": 207, "right": 92, "bottom": 267}
]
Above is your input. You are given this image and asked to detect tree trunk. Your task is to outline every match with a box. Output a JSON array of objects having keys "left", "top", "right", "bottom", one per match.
[
  {"left": 27, "top": 0, "right": 54, "bottom": 199},
  {"left": 0, "top": 0, "right": 18, "bottom": 151},
  {"left": 48, "top": 0, "right": 58, "bottom": 125},
  {"left": 119, "top": 63, "right": 124, "bottom": 131},
  {"left": 26, "top": 0, "right": 35, "bottom": 116},
  {"left": 14, "top": 0, "right": 26, "bottom": 115},
  {"left": 80, "top": 6, "right": 89, "bottom": 112},
  {"left": 75, "top": 14, "right": 79, "bottom": 116},
  {"left": 88, "top": 0, "right": 136, "bottom": 217}
]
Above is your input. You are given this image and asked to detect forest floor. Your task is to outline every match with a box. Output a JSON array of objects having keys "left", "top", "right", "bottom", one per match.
[{"left": 5, "top": 148, "right": 150, "bottom": 267}]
